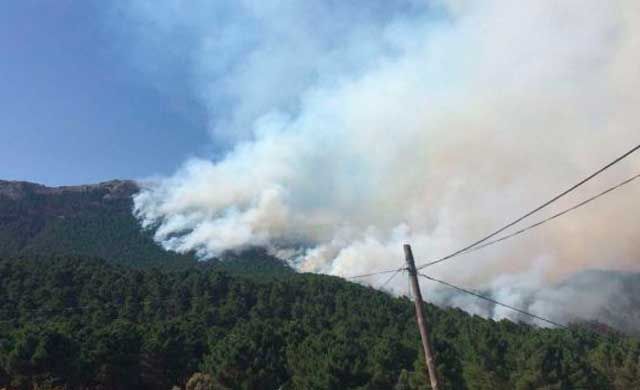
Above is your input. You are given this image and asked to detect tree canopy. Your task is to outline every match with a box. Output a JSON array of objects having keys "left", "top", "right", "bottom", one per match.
[{"left": 1, "top": 255, "right": 638, "bottom": 389}]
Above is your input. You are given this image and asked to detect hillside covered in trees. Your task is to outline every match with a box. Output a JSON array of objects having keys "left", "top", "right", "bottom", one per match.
[
  {"left": 1, "top": 255, "right": 639, "bottom": 390},
  {"left": 0, "top": 180, "right": 290, "bottom": 275},
  {"left": 0, "top": 180, "right": 639, "bottom": 389}
]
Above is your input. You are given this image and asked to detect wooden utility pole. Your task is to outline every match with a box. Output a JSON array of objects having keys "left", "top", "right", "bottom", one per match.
[{"left": 404, "top": 244, "right": 440, "bottom": 390}]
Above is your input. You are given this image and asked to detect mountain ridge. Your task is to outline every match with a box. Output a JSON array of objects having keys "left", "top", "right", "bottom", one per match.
[
  {"left": 0, "top": 179, "right": 291, "bottom": 274},
  {"left": 0, "top": 179, "right": 138, "bottom": 201}
]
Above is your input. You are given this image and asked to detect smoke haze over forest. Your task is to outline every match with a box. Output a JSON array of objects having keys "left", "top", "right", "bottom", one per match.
[{"left": 120, "top": 1, "right": 640, "bottom": 326}]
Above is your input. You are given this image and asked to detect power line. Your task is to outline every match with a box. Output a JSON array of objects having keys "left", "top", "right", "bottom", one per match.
[
  {"left": 418, "top": 273, "right": 566, "bottom": 328},
  {"left": 416, "top": 143, "right": 640, "bottom": 270},
  {"left": 419, "top": 273, "right": 627, "bottom": 342},
  {"left": 419, "top": 171, "right": 640, "bottom": 269},
  {"left": 378, "top": 267, "right": 405, "bottom": 289},
  {"left": 346, "top": 267, "right": 405, "bottom": 280},
  {"left": 346, "top": 143, "right": 640, "bottom": 278}
]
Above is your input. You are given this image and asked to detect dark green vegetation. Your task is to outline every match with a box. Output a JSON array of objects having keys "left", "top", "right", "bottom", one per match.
[
  {"left": 0, "top": 180, "right": 639, "bottom": 389},
  {"left": 0, "top": 180, "right": 193, "bottom": 269},
  {"left": 0, "top": 180, "right": 290, "bottom": 274},
  {"left": 0, "top": 256, "right": 639, "bottom": 389}
]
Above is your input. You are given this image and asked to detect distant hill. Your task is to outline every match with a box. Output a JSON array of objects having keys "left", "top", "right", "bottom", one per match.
[
  {"left": 558, "top": 270, "right": 640, "bottom": 336},
  {"left": 0, "top": 179, "right": 291, "bottom": 274}
]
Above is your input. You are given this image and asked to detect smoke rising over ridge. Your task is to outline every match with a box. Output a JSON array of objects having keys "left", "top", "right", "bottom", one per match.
[{"left": 122, "top": 1, "right": 640, "bottom": 326}]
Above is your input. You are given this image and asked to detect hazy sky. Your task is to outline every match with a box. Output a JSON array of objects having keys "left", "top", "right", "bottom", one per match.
[
  {"left": 126, "top": 0, "right": 640, "bottom": 328},
  {"left": 0, "top": 0, "right": 431, "bottom": 186},
  {"left": 4, "top": 0, "right": 640, "bottom": 326},
  {"left": 0, "top": 1, "right": 209, "bottom": 185}
]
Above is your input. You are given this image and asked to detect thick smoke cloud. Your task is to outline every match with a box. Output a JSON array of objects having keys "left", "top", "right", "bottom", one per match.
[{"left": 121, "top": 1, "right": 640, "bottom": 327}]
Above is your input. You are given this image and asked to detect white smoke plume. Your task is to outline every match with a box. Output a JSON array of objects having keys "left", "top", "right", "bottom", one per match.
[{"left": 117, "top": 1, "right": 640, "bottom": 326}]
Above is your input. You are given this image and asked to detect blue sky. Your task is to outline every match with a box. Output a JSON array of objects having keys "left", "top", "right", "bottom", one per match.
[
  {"left": 0, "top": 0, "right": 435, "bottom": 186},
  {"left": 0, "top": 1, "right": 209, "bottom": 185}
]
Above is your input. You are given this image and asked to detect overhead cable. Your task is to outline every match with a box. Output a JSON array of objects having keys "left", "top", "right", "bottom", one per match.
[
  {"left": 419, "top": 171, "right": 640, "bottom": 269},
  {"left": 418, "top": 272, "right": 566, "bottom": 328},
  {"left": 346, "top": 267, "right": 405, "bottom": 280},
  {"left": 378, "top": 267, "right": 405, "bottom": 289},
  {"left": 416, "top": 143, "right": 640, "bottom": 270}
]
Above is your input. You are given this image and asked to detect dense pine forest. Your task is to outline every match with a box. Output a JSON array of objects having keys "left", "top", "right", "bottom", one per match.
[
  {"left": 1, "top": 255, "right": 640, "bottom": 390},
  {"left": 0, "top": 180, "right": 290, "bottom": 274},
  {"left": 0, "top": 181, "right": 639, "bottom": 389}
]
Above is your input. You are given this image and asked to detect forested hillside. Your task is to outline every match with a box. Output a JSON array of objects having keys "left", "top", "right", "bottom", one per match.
[
  {"left": 0, "top": 180, "right": 639, "bottom": 389},
  {"left": 1, "top": 255, "right": 639, "bottom": 390},
  {"left": 0, "top": 180, "right": 290, "bottom": 274}
]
